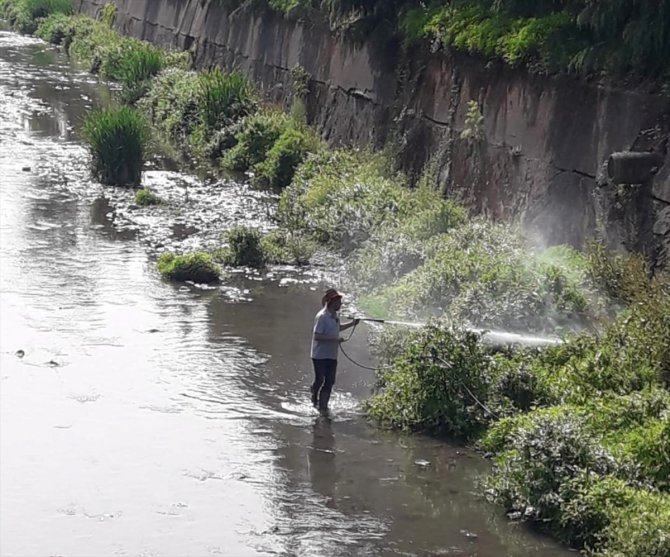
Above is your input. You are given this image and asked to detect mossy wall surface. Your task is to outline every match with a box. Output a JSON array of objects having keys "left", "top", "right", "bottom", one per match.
[{"left": 74, "top": 0, "right": 670, "bottom": 267}]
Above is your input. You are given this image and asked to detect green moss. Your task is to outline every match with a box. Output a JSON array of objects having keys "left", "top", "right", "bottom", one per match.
[{"left": 157, "top": 252, "right": 220, "bottom": 283}]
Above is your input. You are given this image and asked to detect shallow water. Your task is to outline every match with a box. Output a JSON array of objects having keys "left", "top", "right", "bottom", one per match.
[{"left": 0, "top": 31, "right": 575, "bottom": 557}]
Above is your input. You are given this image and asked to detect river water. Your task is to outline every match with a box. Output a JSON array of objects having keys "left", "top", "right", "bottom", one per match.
[{"left": 0, "top": 31, "right": 574, "bottom": 557}]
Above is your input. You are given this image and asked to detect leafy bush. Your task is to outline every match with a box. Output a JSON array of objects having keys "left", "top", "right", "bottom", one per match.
[
  {"left": 278, "top": 150, "right": 411, "bottom": 250},
  {"left": 96, "top": 39, "right": 165, "bottom": 104},
  {"left": 139, "top": 69, "right": 200, "bottom": 143},
  {"left": 260, "top": 229, "right": 316, "bottom": 265},
  {"left": 100, "top": 1, "right": 116, "bottom": 27},
  {"left": 349, "top": 187, "right": 466, "bottom": 292},
  {"left": 399, "top": 0, "right": 670, "bottom": 79},
  {"left": 135, "top": 188, "right": 161, "bottom": 206},
  {"left": 614, "top": 418, "right": 670, "bottom": 491},
  {"left": 82, "top": 106, "right": 147, "bottom": 187},
  {"left": 101, "top": 39, "right": 164, "bottom": 84},
  {"left": 483, "top": 405, "right": 670, "bottom": 554},
  {"left": 484, "top": 408, "right": 623, "bottom": 538},
  {"left": 157, "top": 252, "right": 220, "bottom": 283},
  {"left": 585, "top": 242, "right": 650, "bottom": 305},
  {"left": 218, "top": 226, "right": 267, "bottom": 268},
  {"left": 366, "top": 325, "right": 502, "bottom": 439},
  {"left": 34, "top": 11, "right": 71, "bottom": 43},
  {"left": 63, "top": 15, "right": 120, "bottom": 72},
  {"left": 599, "top": 489, "right": 670, "bottom": 557},
  {"left": 221, "top": 109, "right": 290, "bottom": 171},
  {"left": 255, "top": 125, "right": 321, "bottom": 189}
]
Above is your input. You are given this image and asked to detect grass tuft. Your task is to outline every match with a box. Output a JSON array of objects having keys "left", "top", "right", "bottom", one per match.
[{"left": 82, "top": 106, "right": 147, "bottom": 187}]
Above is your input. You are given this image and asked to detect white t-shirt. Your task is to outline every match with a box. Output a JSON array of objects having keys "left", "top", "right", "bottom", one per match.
[{"left": 310, "top": 307, "right": 339, "bottom": 360}]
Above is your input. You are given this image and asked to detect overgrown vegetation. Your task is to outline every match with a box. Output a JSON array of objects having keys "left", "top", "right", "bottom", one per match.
[
  {"left": 271, "top": 128, "right": 670, "bottom": 555},
  {"left": 0, "top": 0, "right": 72, "bottom": 33},
  {"left": 364, "top": 252, "right": 670, "bottom": 556},
  {"left": 220, "top": 0, "right": 670, "bottom": 82},
  {"left": 157, "top": 252, "right": 221, "bottom": 283},
  {"left": 29, "top": 11, "right": 188, "bottom": 105},
  {"left": 82, "top": 106, "right": 147, "bottom": 186},
  {"left": 139, "top": 68, "right": 257, "bottom": 161}
]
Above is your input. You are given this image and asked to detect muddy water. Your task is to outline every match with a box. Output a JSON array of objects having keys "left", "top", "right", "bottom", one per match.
[{"left": 0, "top": 31, "right": 574, "bottom": 557}]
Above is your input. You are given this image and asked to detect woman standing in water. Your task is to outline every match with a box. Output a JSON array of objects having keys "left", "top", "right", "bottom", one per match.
[{"left": 310, "top": 288, "right": 359, "bottom": 414}]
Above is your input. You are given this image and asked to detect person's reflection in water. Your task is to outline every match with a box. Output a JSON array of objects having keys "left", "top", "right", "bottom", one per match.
[{"left": 308, "top": 416, "right": 338, "bottom": 509}]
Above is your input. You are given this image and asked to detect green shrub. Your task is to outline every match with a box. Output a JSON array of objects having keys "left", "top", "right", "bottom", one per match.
[
  {"left": 103, "top": 39, "right": 164, "bottom": 83},
  {"left": 163, "top": 50, "right": 192, "bottom": 71},
  {"left": 349, "top": 188, "right": 466, "bottom": 292},
  {"left": 157, "top": 252, "right": 220, "bottom": 283},
  {"left": 365, "top": 325, "right": 500, "bottom": 439},
  {"left": 65, "top": 16, "right": 119, "bottom": 72},
  {"left": 585, "top": 242, "right": 651, "bottom": 305},
  {"left": 82, "top": 106, "right": 147, "bottom": 187},
  {"left": 360, "top": 221, "right": 600, "bottom": 331},
  {"left": 135, "top": 188, "right": 161, "bottom": 206},
  {"left": 484, "top": 408, "right": 622, "bottom": 537},
  {"left": 615, "top": 419, "right": 670, "bottom": 491},
  {"left": 255, "top": 125, "right": 321, "bottom": 189},
  {"left": 533, "top": 276, "right": 669, "bottom": 403},
  {"left": 482, "top": 398, "right": 670, "bottom": 554},
  {"left": 139, "top": 69, "right": 200, "bottom": 143},
  {"left": 218, "top": 226, "right": 267, "bottom": 268},
  {"left": 600, "top": 489, "right": 670, "bottom": 557},
  {"left": 222, "top": 109, "right": 290, "bottom": 171},
  {"left": 260, "top": 229, "right": 316, "bottom": 265},
  {"left": 400, "top": 0, "right": 670, "bottom": 79},
  {"left": 140, "top": 68, "right": 255, "bottom": 159},
  {"left": 34, "top": 11, "right": 71, "bottom": 43},
  {"left": 278, "top": 150, "right": 408, "bottom": 249}
]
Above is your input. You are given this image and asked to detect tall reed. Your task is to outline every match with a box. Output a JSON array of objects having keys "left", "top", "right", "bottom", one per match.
[
  {"left": 82, "top": 106, "right": 147, "bottom": 186},
  {"left": 198, "top": 68, "right": 254, "bottom": 131}
]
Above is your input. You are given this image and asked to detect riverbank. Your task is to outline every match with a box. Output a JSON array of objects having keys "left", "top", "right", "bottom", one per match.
[{"left": 3, "top": 3, "right": 669, "bottom": 556}]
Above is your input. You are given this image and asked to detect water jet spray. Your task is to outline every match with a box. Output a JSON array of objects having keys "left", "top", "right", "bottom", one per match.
[{"left": 348, "top": 316, "right": 563, "bottom": 348}]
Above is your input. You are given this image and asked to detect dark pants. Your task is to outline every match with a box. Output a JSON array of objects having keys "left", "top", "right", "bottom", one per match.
[{"left": 311, "top": 358, "right": 337, "bottom": 410}]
